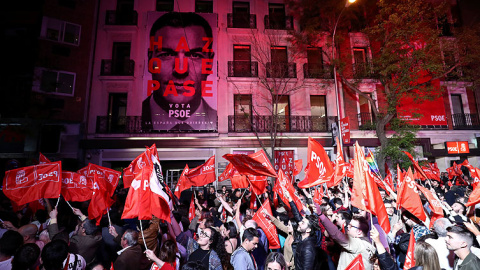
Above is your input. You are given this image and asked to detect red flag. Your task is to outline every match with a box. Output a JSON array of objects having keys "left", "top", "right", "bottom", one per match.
[
  {"left": 327, "top": 137, "right": 347, "bottom": 188},
  {"left": 231, "top": 174, "right": 249, "bottom": 190},
  {"left": 384, "top": 163, "right": 395, "bottom": 192},
  {"left": 218, "top": 163, "right": 250, "bottom": 190},
  {"left": 272, "top": 169, "right": 303, "bottom": 212},
  {"left": 87, "top": 164, "right": 120, "bottom": 197},
  {"left": 223, "top": 150, "right": 277, "bottom": 177},
  {"left": 293, "top": 159, "right": 303, "bottom": 176},
  {"left": 39, "top": 153, "right": 51, "bottom": 164},
  {"left": 397, "top": 168, "right": 427, "bottom": 222},
  {"left": 403, "top": 230, "right": 416, "bottom": 270},
  {"left": 174, "top": 164, "right": 190, "bottom": 198},
  {"left": 446, "top": 162, "right": 463, "bottom": 180},
  {"left": 3, "top": 161, "right": 62, "bottom": 205},
  {"left": 219, "top": 163, "right": 235, "bottom": 182},
  {"left": 352, "top": 142, "right": 390, "bottom": 233},
  {"left": 466, "top": 183, "right": 480, "bottom": 207},
  {"left": 460, "top": 160, "right": 480, "bottom": 189},
  {"left": 298, "top": 137, "right": 334, "bottom": 188},
  {"left": 249, "top": 192, "right": 258, "bottom": 210},
  {"left": 61, "top": 171, "right": 93, "bottom": 202},
  {"left": 185, "top": 156, "right": 216, "bottom": 186},
  {"left": 188, "top": 194, "right": 195, "bottom": 222},
  {"left": 344, "top": 254, "right": 365, "bottom": 270},
  {"left": 88, "top": 173, "right": 115, "bottom": 225},
  {"left": 313, "top": 186, "right": 323, "bottom": 205},
  {"left": 403, "top": 151, "right": 429, "bottom": 181},
  {"left": 252, "top": 199, "right": 281, "bottom": 249},
  {"left": 415, "top": 184, "right": 443, "bottom": 217}
]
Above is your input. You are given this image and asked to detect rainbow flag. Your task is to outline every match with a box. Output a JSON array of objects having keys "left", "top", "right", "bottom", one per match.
[{"left": 365, "top": 149, "right": 380, "bottom": 175}]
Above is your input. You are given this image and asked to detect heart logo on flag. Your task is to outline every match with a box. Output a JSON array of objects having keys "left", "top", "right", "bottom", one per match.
[{"left": 131, "top": 179, "right": 141, "bottom": 190}]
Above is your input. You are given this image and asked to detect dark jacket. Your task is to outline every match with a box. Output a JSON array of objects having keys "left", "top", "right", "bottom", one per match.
[
  {"left": 455, "top": 252, "right": 480, "bottom": 270},
  {"left": 378, "top": 252, "right": 398, "bottom": 270},
  {"left": 294, "top": 236, "right": 317, "bottom": 270}
]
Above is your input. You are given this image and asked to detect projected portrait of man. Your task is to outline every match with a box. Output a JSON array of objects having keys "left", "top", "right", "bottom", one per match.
[{"left": 142, "top": 12, "right": 217, "bottom": 131}]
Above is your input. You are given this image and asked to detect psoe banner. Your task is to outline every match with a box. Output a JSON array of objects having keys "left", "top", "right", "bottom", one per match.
[
  {"left": 142, "top": 12, "right": 218, "bottom": 132},
  {"left": 340, "top": 117, "right": 350, "bottom": 144},
  {"left": 446, "top": 141, "right": 469, "bottom": 154}
]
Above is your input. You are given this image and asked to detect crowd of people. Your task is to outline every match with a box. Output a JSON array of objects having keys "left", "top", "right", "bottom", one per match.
[{"left": 1, "top": 170, "right": 480, "bottom": 270}]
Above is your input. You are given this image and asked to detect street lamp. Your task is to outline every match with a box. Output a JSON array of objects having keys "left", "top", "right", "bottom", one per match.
[{"left": 332, "top": 0, "right": 356, "bottom": 158}]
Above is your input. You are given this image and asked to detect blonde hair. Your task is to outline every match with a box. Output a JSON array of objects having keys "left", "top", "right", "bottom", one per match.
[{"left": 414, "top": 241, "right": 441, "bottom": 270}]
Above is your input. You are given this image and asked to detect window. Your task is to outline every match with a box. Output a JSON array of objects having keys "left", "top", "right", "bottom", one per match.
[
  {"left": 234, "top": 94, "right": 252, "bottom": 131},
  {"left": 358, "top": 94, "right": 375, "bottom": 129},
  {"left": 268, "top": 46, "right": 295, "bottom": 78},
  {"left": 268, "top": 3, "right": 286, "bottom": 29},
  {"left": 353, "top": 48, "right": 370, "bottom": 78},
  {"left": 232, "top": 45, "right": 252, "bottom": 77},
  {"left": 40, "top": 17, "right": 81, "bottom": 45},
  {"left": 33, "top": 67, "right": 76, "bottom": 96},
  {"left": 232, "top": 1, "right": 250, "bottom": 28},
  {"left": 196, "top": 0, "right": 213, "bottom": 13},
  {"left": 108, "top": 93, "right": 128, "bottom": 132},
  {"left": 156, "top": 0, "right": 174, "bottom": 12},
  {"left": 305, "top": 47, "right": 328, "bottom": 78},
  {"left": 275, "top": 96, "right": 290, "bottom": 131},
  {"left": 310, "top": 95, "right": 327, "bottom": 131}
]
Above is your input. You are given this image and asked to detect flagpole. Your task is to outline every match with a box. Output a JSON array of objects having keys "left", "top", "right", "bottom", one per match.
[
  {"left": 245, "top": 175, "right": 263, "bottom": 203},
  {"left": 107, "top": 208, "right": 112, "bottom": 228},
  {"left": 139, "top": 220, "right": 148, "bottom": 250},
  {"left": 55, "top": 196, "right": 61, "bottom": 208},
  {"left": 64, "top": 200, "right": 75, "bottom": 211}
]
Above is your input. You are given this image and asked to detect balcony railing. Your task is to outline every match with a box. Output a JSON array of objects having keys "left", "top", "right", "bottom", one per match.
[
  {"left": 227, "top": 13, "right": 257, "bottom": 29},
  {"left": 353, "top": 63, "right": 374, "bottom": 79},
  {"left": 264, "top": 15, "right": 294, "bottom": 30},
  {"left": 303, "top": 63, "right": 333, "bottom": 79},
  {"left": 452, "top": 113, "right": 480, "bottom": 130},
  {"left": 266, "top": 62, "right": 297, "bottom": 78},
  {"left": 228, "top": 115, "right": 336, "bottom": 132},
  {"left": 105, "top": 10, "right": 138, "bottom": 25},
  {"left": 358, "top": 112, "right": 376, "bottom": 130},
  {"left": 101, "top": 60, "right": 135, "bottom": 76},
  {"left": 96, "top": 116, "right": 142, "bottom": 133},
  {"left": 228, "top": 61, "right": 258, "bottom": 77}
]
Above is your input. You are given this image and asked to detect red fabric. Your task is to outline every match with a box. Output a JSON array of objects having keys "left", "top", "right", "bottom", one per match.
[
  {"left": 293, "top": 159, "right": 303, "bottom": 176},
  {"left": 446, "top": 162, "right": 462, "bottom": 180},
  {"left": 89, "top": 173, "right": 115, "bottom": 225},
  {"left": 188, "top": 194, "right": 195, "bottom": 222},
  {"left": 223, "top": 150, "right": 277, "bottom": 177},
  {"left": 61, "top": 171, "right": 92, "bottom": 202},
  {"left": 421, "top": 163, "right": 441, "bottom": 181},
  {"left": 185, "top": 156, "right": 216, "bottom": 186},
  {"left": 274, "top": 150, "right": 295, "bottom": 182},
  {"left": 352, "top": 142, "right": 391, "bottom": 233},
  {"left": 87, "top": 164, "right": 120, "bottom": 197},
  {"left": 460, "top": 160, "right": 480, "bottom": 189},
  {"left": 174, "top": 164, "right": 190, "bottom": 198},
  {"left": 252, "top": 199, "right": 281, "bottom": 249},
  {"left": 344, "top": 254, "right": 365, "bottom": 270},
  {"left": 3, "top": 161, "right": 62, "bottom": 205},
  {"left": 397, "top": 168, "right": 427, "bottom": 222},
  {"left": 273, "top": 169, "right": 303, "bottom": 212},
  {"left": 404, "top": 231, "right": 416, "bottom": 270},
  {"left": 416, "top": 184, "right": 443, "bottom": 217},
  {"left": 466, "top": 182, "right": 480, "bottom": 207},
  {"left": 121, "top": 147, "right": 171, "bottom": 222},
  {"left": 249, "top": 192, "right": 258, "bottom": 210},
  {"left": 313, "top": 186, "right": 323, "bottom": 205},
  {"left": 327, "top": 137, "right": 347, "bottom": 188},
  {"left": 218, "top": 163, "right": 250, "bottom": 190},
  {"left": 28, "top": 199, "right": 46, "bottom": 214},
  {"left": 384, "top": 163, "right": 395, "bottom": 192},
  {"left": 247, "top": 175, "right": 267, "bottom": 195},
  {"left": 219, "top": 163, "right": 235, "bottom": 182},
  {"left": 403, "top": 151, "right": 429, "bottom": 181},
  {"left": 39, "top": 153, "right": 51, "bottom": 164},
  {"left": 298, "top": 137, "right": 334, "bottom": 188}
]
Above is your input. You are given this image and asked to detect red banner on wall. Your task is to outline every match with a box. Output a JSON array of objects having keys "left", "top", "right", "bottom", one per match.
[
  {"left": 446, "top": 141, "right": 469, "bottom": 154},
  {"left": 340, "top": 117, "right": 351, "bottom": 144},
  {"left": 274, "top": 150, "right": 294, "bottom": 181}
]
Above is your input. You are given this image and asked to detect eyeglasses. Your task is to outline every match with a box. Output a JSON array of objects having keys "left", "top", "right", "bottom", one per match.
[
  {"left": 348, "top": 224, "right": 361, "bottom": 230},
  {"left": 199, "top": 230, "right": 211, "bottom": 239}
]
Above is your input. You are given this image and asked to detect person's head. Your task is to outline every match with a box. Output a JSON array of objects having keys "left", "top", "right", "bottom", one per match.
[
  {"left": 287, "top": 219, "right": 298, "bottom": 234},
  {"left": 401, "top": 211, "right": 422, "bottom": 228},
  {"left": 197, "top": 227, "right": 214, "bottom": 249},
  {"left": 414, "top": 241, "right": 440, "bottom": 270},
  {"left": 321, "top": 197, "right": 329, "bottom": 204},
  {"left": 297, "top": 215, "right": 318, "bottom": 238},
  {"left": 432, "top": 180, "right": 439, "bottom": 187},
  {"left": 347, "top": 216, "right": 369, "bottom": 238},
  {"left": 384, "top": 200, "right": 395, "bottom": 216},
  {"left": 222, "top": 186, "right": 227, "bottom": 192},
  {"left": 220, "top": 221, "right": 238, "bottom": 239},
  {"left": 451, "top": 202, "right": 466, "bottom": 215},
  {"left": 332, "top": 198, "right": 343, "bottom": 208},
  {"left": 182, "top": 261, "right": 207, "bottom": 270},
  {"left": 0, "top": 230, "right": 23, "bottom": 258},
  {"left": 433, "top": 218, "right": 453, "bottom": 237},
  {"left": 159, "top": 239, "right": 178, "bottom": 263},
  {"left": 80, "top": 219, "right": 98, "bottom": 236},
  {"left": 41, "top": 240, "right": 69, "bottom": 270},
  {"left": 18, "top": 224, "right": 38, "bottom": 243},
  {"left": 121, "top": 229, "right": 139, "bottom": 248},
  {"left": 209, "top": 186, "right": 215, "bottom": 194},
  {"left": 265, "top": 252, "right": 287, "bottom": 270},
  {"left": 335, "top": 211, "right": 352, "bottom": 228},
  {"left": 198, "top": 217, "right": 214, "bottom": 230},
  {"left": 86, "top": 260, "right": 105, "bottom": 270},
  {"left": 319, "top": 203, "right": 333, "bottom": 216},
  {"left": 242, "top": 228, "right": 259, "bottom": 252},
  {"left": 446, "top": 225, "right": 474, "bottom": 253},
  {"left": 244, "top": 219, "right": 258, "bottom": 230},
  {"left": 12, "top": 243, "right": 40, "bottom": 270},
  {"left": 148, "top": 12, "right": 215, "bottom": 109}
]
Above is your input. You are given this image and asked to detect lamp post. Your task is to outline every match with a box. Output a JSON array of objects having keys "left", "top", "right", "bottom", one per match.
[{"left": 332, "top": 0, "right": 356, "bottom": 158}]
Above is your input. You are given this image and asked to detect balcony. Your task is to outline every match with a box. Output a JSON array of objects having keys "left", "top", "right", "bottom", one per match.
[
  {"left": 105, "top": 10, "right": 138, "bottom": 26},
  {"left": 96, "top": 116, "right": 142, "bottom": 133},
  {"left": 264, "top": 15, "right": 294, "bottom": 30},
  {"left": 101, "top": 60, "right": 135, "bottom": 76},
  {"left": 303, "top": 63, "right": 333, "bottom": 79},
  {"left": 452, "top": 113, "right": 480, "bottom": 130},
  {"left": 228, "top": 115, "right": 336, "bottom": 132},
  {"left": 358, "top": 112, "right": 376, "bottom": 130},
  {"left": 266, "top": 62, "right": 297, "bottom": 78},
  {"left": 353, "top": 63, "right": 374, "bottom": 79},
  {"left": 228, "top": 61, "right": 258, "bottom": 77},
  {"left": 227, "top": 13, "right": 257, "bottom": 29}
]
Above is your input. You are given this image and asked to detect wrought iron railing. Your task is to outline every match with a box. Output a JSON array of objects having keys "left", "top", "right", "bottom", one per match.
[
  {"left": 452, "top": 113, "right": 480, "bottom": 130},
  {"left": 227, "top": 13, "right": 257, "bottom": 28},
  {"left": 264, "top": 15, "right": 294, "bottom": 30},
  {"left": 228, "top": 61, "right": 258, "bottom": 77},
  {"left": 228, "top": 115, "right": 336, "bottom": 132},
  {"left": 105, "top": 10, "right": 138, "bottom": 25},
  {"left": 100, "top": 59, "right": 135, "bottom": 76},
  {"left": 266, "top": 62, "right": 297, "bottom": 78},
  {"left": 303, "top": 63, "right": 333, "bottom": 79}
]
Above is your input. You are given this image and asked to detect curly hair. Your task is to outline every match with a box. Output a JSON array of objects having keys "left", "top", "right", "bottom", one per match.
[{"left": 207, "top": 227, "right": 231, "bottom": 269}]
